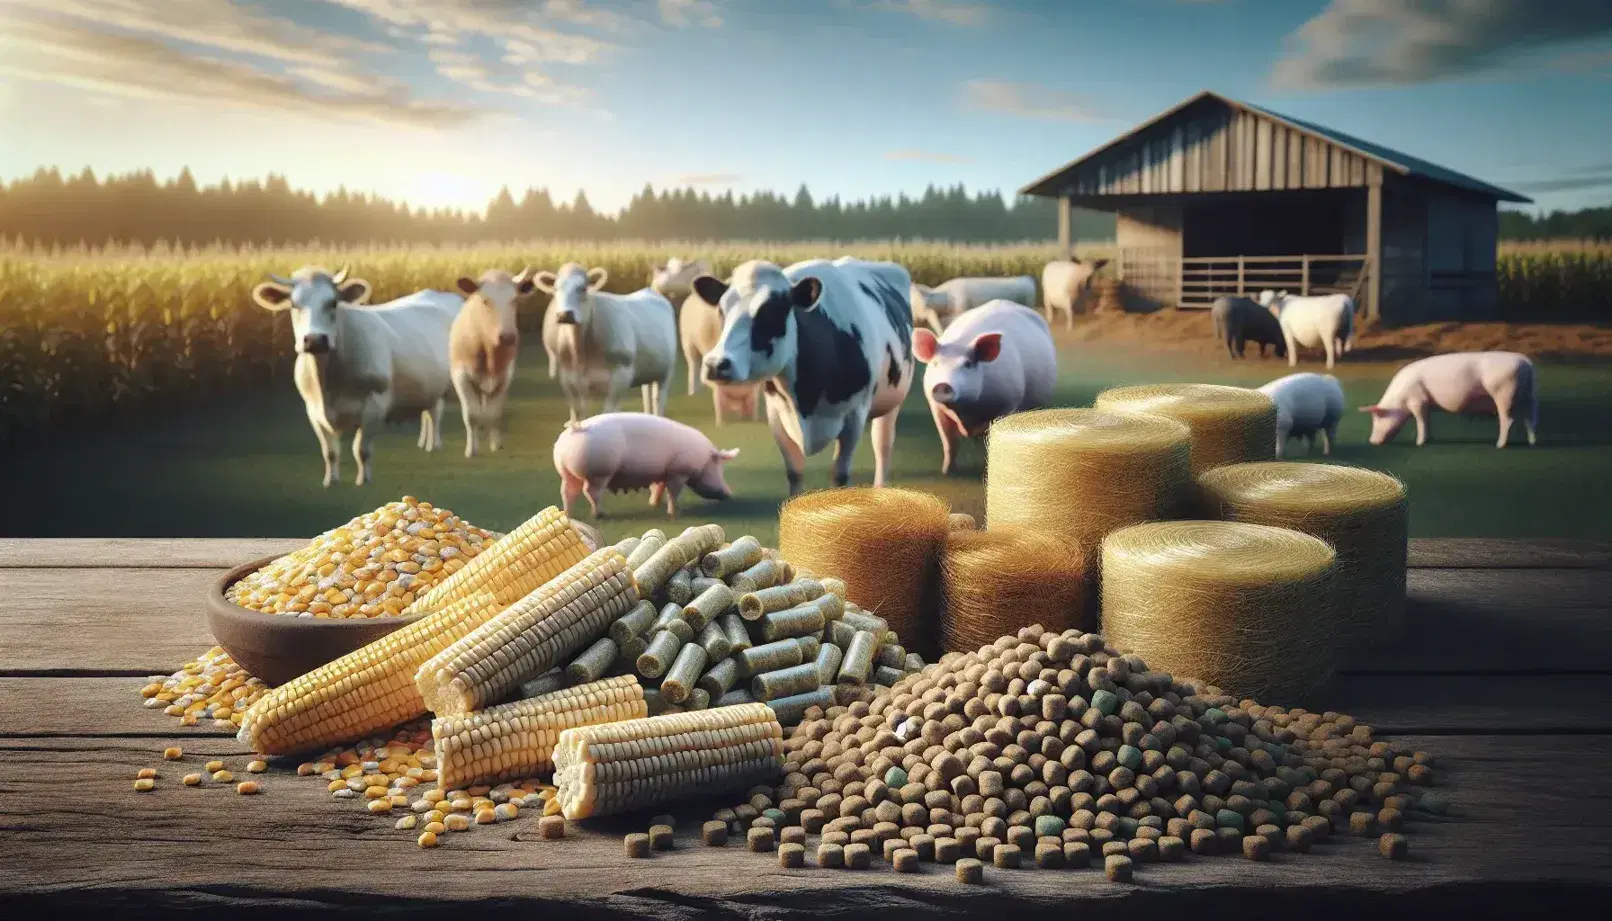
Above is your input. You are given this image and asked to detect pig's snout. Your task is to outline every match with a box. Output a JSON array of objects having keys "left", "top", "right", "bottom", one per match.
[
  {"left": 300, "top": 333, "right": 332, "bottom": 354},
  {"left": 930, "top": 382, "right": 956, "bottom": 405},
  {"left": 704, "top": 355, "right": 735, "bottom": 383}
]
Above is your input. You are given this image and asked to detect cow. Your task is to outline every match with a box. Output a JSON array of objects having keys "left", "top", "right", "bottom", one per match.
[
  {"left": 651, "top": 257, "right": 712, "bottom": 303},
  {"left": 251, "top": 266, "right": 462, "bottom": 486},
  {"left": 678, "top": 287, "right": 765, "bottom": 424},
  {"left": 1259, "top": 290, "right": 1356, "bottom": 370},
  {"left": 534, "top": 262, "right": 678, "bottom": 425},
  {"left": 909, "top": 275, "right": 1037, "bottom": 333},
  {"left": 694, "top": 257, "right": 917, "bottom": 493},
  {"left": 449, "top": 267, "right": 529, "bottom": 458},
  {"left": 1041, "top": 253, "right": 1111, "bottom": 329}
]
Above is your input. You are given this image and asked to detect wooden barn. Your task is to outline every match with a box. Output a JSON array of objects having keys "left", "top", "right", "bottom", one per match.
[{"left": 1019, "top": 90, "right": 1530, "bottom": 324}]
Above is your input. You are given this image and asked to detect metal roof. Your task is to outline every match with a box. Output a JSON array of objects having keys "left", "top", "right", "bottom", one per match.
[{"left": 1019, "top": 90, "right": 1531, "bottom": 204}]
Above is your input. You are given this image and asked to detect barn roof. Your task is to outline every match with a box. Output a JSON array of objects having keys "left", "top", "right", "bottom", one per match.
[{"left": 1019, "top": 90, "right": 1531, "bottom": 204}]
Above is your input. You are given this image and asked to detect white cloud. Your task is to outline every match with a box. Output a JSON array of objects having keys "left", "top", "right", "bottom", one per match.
[
  {"left": 314, "top": 0, "right": 612, "bottom": 63},
  {"left": 958, "top": 78, "right": 1106, "bottom": 122},
  {"left": 885, "top": 149, "right": 974, "bottom": 164},
  {"left": 867, "top": 0, "right": 988, "bottom": 26},
  {"left": 1270, "top": 0, "right": 1612, "bottom": 89},
  {"left": 659, "top": 0, "right": 724, "bottom": 29}
]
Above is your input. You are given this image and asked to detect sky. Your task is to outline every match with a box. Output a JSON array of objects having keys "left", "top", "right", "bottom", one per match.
[{"left": 1, "top": 0, "right": 1610, "bottom": 215}]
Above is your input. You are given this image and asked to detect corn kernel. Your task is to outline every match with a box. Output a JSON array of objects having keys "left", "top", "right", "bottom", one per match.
[
  {"left": 247, "top": 760, "right": 268, "bottom": 774},
  {"left": 136, "top": 768, "right": 157, "bottom": 780},
  {"left": 368, "top": 799, "right": 393, "bottom": 814},
  {"left": 212, "top": 770, "right": 233, "bottom": 782},
  {"left": 237, "top": 781, "right": 261, "bottom": 795},
  {"left": 418, "top": 831, "right": 440, "bottom": 848},
  {"left": 205, "top": 760, "right": 225, "bottom": 773},
  {"left": 162, "top": 747, "right": 183, "bottom": 760},
  {"left": 134, "top": 778, "right": 155, "bottom": 792}
]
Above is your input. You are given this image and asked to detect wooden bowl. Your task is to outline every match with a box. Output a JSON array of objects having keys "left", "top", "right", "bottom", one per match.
[{"left": 206, "top": 521, "right": 603, "bottom": 687}]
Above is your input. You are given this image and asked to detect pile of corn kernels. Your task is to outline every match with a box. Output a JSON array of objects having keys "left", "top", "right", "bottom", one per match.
[
  {"left": 140, "top": 646, "right": 271, "bottom": 730},
  {"left": 225, "top": 496, "right": 496, "bottom": 618}
]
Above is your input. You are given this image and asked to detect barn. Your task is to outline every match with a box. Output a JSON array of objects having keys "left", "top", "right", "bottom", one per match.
[{"left": 1019, "top": 90, "right": 1530, "bottom": 324}]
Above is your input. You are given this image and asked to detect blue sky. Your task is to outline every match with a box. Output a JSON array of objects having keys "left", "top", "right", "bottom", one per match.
[{"left": 1, "top": 0, "right": 1610, "bottom": 215}]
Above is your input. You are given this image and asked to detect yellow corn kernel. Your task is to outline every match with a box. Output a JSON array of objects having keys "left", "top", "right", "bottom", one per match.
[
  {"left": 136, "top": 768, "right": 157, "bottom": 780},
  {"left": 444, "top": 813, "right": 471, "bottom": 832},
  {"left": 237, "top": 781, "right": 261, "bottom": 795},
  {"left": 212, "top": 770, "right": 234, "bottom": 782},
  {"left": 162, "top": 747, "right": 183, "bottom": 760},
  {"left": 133, "top": 778, "right": 155, "bottom": 792},
  {"left": 424, "top": 821, "right": 447, "bottom": 835},
  {"left": 247, "top": 760, "right": 268, "bottom": 773},
  {"left": 418, "top": 831, "right": 440, "bottom": 848},
  {"left": 205, "top": 760, "right": 225, "bottom": 773},
  {"left": 368, "top": 799, "right": 393, "bottom": 814}
]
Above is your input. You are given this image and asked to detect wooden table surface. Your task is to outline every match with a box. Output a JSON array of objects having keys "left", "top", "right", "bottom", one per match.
[{"left": 3, "top": 537, "right": 1611, "bottom": 920}]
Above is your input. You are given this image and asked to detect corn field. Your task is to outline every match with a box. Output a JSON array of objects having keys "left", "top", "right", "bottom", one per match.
[{"left": 2, "top": 238, "right": 1607, "bottom": 443}]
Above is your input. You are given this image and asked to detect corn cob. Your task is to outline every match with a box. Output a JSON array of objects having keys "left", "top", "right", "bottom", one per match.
[
  {"left": 552, "top": 703, "right": 785, "bottom": 819},
  {"left": 432, "top": 675, "right": 646, "bottom": 790},
  {"left": 409, "top": 507, "right": 587, "bottom": 613},
  {"left": 416, "top": 547, "right": 638, "bottom": 717}
]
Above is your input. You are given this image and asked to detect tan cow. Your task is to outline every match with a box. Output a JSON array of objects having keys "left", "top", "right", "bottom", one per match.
[
  {"left": 450, "top": 268, "right": 529, "bottom": 457},
  {"left": 1041, "top": 253, "right": 1111, "bottom": 329},
  {"left": 679, "top": 289, "right": 762, "bottom": 425}
]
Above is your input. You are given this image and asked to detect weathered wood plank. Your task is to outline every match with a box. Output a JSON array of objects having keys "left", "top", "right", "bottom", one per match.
[
  {"left": 0, "top": 735, "right": 1606, "bottom": 918},
  {"left": 1255, "top": 118, "right": 1272, "bottom": 191},
  {"left": 1406, "top": 539, "right": 1611, "bottom": 569},
  {"left": 0, "top": 538, "right": 302, "bottom": 568}
]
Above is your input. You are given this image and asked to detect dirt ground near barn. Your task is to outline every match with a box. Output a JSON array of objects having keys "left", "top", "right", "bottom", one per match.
[{"left": 1065, "top": 309, "right": 1612, "bottom": 361}]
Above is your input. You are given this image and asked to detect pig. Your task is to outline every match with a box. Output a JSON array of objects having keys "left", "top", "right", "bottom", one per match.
[
  {"left": 911, "top": 299, "right": 1057, "bottom": 475},
  {"left": 1361, "top": 351, "right": 1538, "bottom": 449},
  {"left": 1211, "top": 295, "right": 1287, "bottom": 360},
  {"left": 1257, "top": 372, "right": 1345, "bottom": 458},
  {"left": 552, "top": 412, "right": 740, "bottom": 519}
]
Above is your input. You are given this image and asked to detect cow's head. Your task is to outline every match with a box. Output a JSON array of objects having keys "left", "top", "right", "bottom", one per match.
[
  {"left": 456, "top": 267, "right": 532, "bottom": 341},
  {"left": 533, "top": 262, "right": 608, "bottom": 326},
  {"left": 252, "top": 266, "right": 372, "bottom": 355},
  {"left": 1359, "top": 404, "right": 1410, "bottom": 445},
  {"left": 913, "top": 327, "right": 1002, "bottom": 411},
  {"left": 651, "top": 258, "right": 709, "bottom": 299},
  {"left": 1259, "top": 289, "right": 1289, "bottom": 315},
  {"left": 694, "top": 260, "right": 820, "bottom": 385}
]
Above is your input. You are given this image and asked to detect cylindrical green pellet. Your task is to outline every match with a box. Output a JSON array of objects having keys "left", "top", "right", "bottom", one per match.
[
  {"left": 691, "top": 576, "right": 723, "bottom": 596},
  {"left": 661, "top": 642, "right": 708, "bottom": 703},
  {"left": 877, "top": 644, "right": 907, "bottom": 670},
  {"left": 904, "top": 652, "right": 924, "bottom": 672},
  {"left": 702, "top": 535, "right": 764, "bottom": 579},
  {"left": 739, "top": 579, "right": 825, "bottom": 620},
  {"left": 652, "top": 601, "right": 685, "bottom": 632},
  {"left": 759, "top": 602, "right": 827, "bottom": 643},
  {"left": 872, "top": 665, "right": 904, "bottom": 687},
  {"left": 687, "top": 687, "right": 711, "bottom": 710},
  {"left": 619, "top": 634, "right": 650, "bottom": 664},
  {"left": 819, "top": 575, "right": 847, "bottom": 599},
  {"left": 814, "top": 642, "right": 845, "bottom": 684},
  {"left": 685, "top": 582, "right": 736, "bottom": 632},
  {"left": 752, "top": 663, "right": 822, "bottom": 702},
  {"left": 632, "top": 535, "right": 697, "bottom": 597},
  {"left": 565, "top": 636, "right": 618, "bottom": 684},
  {"left": 698, "top": 657, "right": 742, "bottom": 698},
  {"left": 697, "top": 620, "right": 733, "bottom": 660},
  {"left": 795, "top": 635, "right": 820, "bottom": 661},
  {"left": 638, "top": 630, "right": 684, "bottom": 679},
  {"left": 837, "top": 631, "right": 877, "bottom": 687},
  {"left": 730, "top": 558, "right": 787, "bottom": 594},
  {"left": 765, "top": 685, "right": 836, "bottom": 725},
  {"left": 840, "top": 608, "right": 888, "bottom": 635},
  {"left": 716, "top": 688, "right": 756, "bottom": 707},
  {"left": 516, "top": 669, "right": 567, "bottom": 700},
  {"left": 609, "top": 599, "right": 659, "bottom": 645},
  {"left": 624, "top": 529, "right": 665, "bottom": 570},
  {"left": 881, "top": 630, "right": 899, "bottom": 648},
  {"left": 826, "top": 619, "right": 858, "bottom": 649},
  {"left": 613, "top": 536, "right": 642, "bottom": 559},
  {"left": 738, "top": 638, "right": 805, "bottom": 677},
  {"left": 665, "top": 564, "right": 696, "bottom": 605},
  {"left": 720, "top": 613, "right": 752, "bottom": 654}
]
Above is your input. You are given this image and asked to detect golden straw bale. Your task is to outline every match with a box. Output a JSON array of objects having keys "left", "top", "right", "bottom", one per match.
[
  {"left": 1092, "top": 383, "right": 1278, "bottom": 474},
  {"left": 1198, "top": 462, "right": 1409, "bottom": 652},
  {"left": 1101, "top": 520, "right": 1339, "bottom": 702},
  {"left": 940, "top": 526, "right": 1088, "bottom": 653},
  {"left": 778, "top": 488, "right": 951, "bottom": 658}
]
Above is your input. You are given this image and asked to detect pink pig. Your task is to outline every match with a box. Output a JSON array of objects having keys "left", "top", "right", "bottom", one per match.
[
  {"left": 1361, "top": 351, "right": 1538, "bottom": 448},
  {"left": 553, "top": 412, "right": 740, "bottom": 519}
]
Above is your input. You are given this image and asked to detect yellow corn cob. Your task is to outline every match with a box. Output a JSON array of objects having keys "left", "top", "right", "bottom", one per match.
[
  {"left": 415, "top": 548, "right": 639, "bottom": 717},
  {"left": 408, "top": 507, "right": 587, "bottom": 613},
  {"left": 238, "top": 511, "right": 588, "bottom": 755},
  {"left": 432, "top": 675, "right": 646, "bottom": 790},
  {"left": 552, "top": 702, "right": 785, "bottom": 819}
]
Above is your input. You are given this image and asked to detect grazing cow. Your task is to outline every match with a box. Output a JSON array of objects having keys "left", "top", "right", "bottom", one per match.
[
  {"left": 913, "top": 299, "right": 1057, "bottom": 475},
  {"left": 651, "top": 257, "right": 712, "bottom": 303},
  {"left": 1259, "top": 290, "right": 1356, "bottom": 370},
  {"left": 695, "top": 257, "right": 916, "bottom": 493},
  {"left": 909, "top": 275, "right": 1037, "bottom": 332},
  {"left": 251, "top": 266, "right": 462, "bottom": 486},
  {"left": 449, "top": 267, "right": 529, "bottom": 458},
  {"left": 1258, "top": 372, "right": 1345, "bottom": 458},
  {"left": 1041, "top": 254, "right": 1111, "bottom": 329},
  {"left": 535, "top": 263, "right": 678, "bottom": 424},
  {"left": 1211, "top": 295, "right": 1287, "bottom": 360},
  {"left": 678, "top": 288, "right": 765, "bottom": 424},
  {"left": 1362, "top": 351, "right": 1538, "bottom": 448}
]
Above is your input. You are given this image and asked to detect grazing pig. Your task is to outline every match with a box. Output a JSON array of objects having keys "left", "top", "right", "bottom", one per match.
[
  {"left": 535, "top": 263, "right": 678, "bottom": 424},
  {"left": 677, "top": 287, "right": 765, "bottom": 423},
  {"left": 1259, "top": 290, "right": 1356, "bottom": 370},
  {"left": 251, "top": 266, "right": 462, "bottom": 486},
  {"left": 552, "top": 412, "right": 740, "bottom": 519},
  {"left": 651, "top": 257, "right": 712, "bottom": 303},
  {"left": 1361, "top": 351, "right": 1538, "bottom": 448},
  {"left": 912, "top": 299, "right": 1057, "bottom": 475},
  {"left": 1041, "top": 253, "right": 1110, "bottom": 329},
  {"left": 449, "top": 267, "right": 529, "bottom": 457},
  {"left": 695, "top": 257, "right": 916, "bottom": 493},
  {"left": 1211, "top": 295, "right": 1287, "bottom": 360},
  {"left": 909, "top": 276, "right": 1036, "bottom": 333},
  {"left": 1257, "top": 372, "right": 1345, "bottom": 458}
]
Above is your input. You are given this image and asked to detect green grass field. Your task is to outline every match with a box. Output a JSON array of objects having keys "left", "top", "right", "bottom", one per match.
[{"left": 6, "top": 338, "right": 1610, "bottom": 543}]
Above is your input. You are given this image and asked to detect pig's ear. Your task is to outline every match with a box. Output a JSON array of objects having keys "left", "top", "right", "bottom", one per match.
[
  {"left": 716, "top": 447, "right": 741, "bottom": 461},
  {"left": 912, "top": 327, "right": 939, "bottom": 363},
  {"left": 970, "top": 332, "right": 1003, "bottom": 363}
]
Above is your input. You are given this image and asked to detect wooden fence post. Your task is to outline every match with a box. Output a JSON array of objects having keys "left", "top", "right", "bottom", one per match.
[
  {"left": 1301, "top": 255, "right": 1310, "bottom": 296},
  {"left": 1236, "top": 256, "right": 1245, "bottom": 296}
]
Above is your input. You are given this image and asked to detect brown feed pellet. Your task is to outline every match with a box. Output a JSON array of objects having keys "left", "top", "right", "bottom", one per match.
[
  {"left": 1349, "top": 812, "right": 1377, "bottom": 836},
  {"left": 1243, "top": 835, "right": 1270, "bottom": 861},
  {"left": 1035, "top": 842, "right": 1064, "bottom": 869},
  {"left": 956, "top": 858, "right": 985, "bottom": 883},
  {"left": 1104, "top": 854, "right": 1133, "bottom": 882},
  {"left": 779, "top": 842, "right": 807, "bottom": 868},
  {"left": 702, "top": 821, "right": 729, "bottom": 846},
  {"left": 882, "top": 838, "right": 905, "bottom": 862},
  {"left": 648, "top": 825, "right": 675, "bottom": 850},
  {"left": 625, "top": 834, "right": 651, "bottom": 858},
  {"left": 1286, "top": 825, "right": 1312, "bottom": 853},
  {"left": 747, "top": 827, "right": 775, "bottom": 852},
  {"left": 1378, "top": 807, "right": 1405, "bottom": 831},
  {"left": 1379, "top": 833, "right": 1408, "bottom": 860},
  {"left": 538, "top": 816, "right": 566, "bottom": 839},
  {"left": 1190, "top": 829, "right": 1219, "bottom": 855},
  {"left": 893, "top": 848, "right": 921, "bottom": 872},
  {"left": 1127, "top": 838, "right": 1158, "bottom": 862},
  {"left": 818, "top": 842, "right": 845, "bottom": 867},
  {"left": 779, "top": 826, "right": 807, "bottom": 847},
  {"left": 844, "top": 842, "right": 872, "bottom": 869},
  {"left": 1064, "top": 841, "right": 1092, "bottom": 867}
]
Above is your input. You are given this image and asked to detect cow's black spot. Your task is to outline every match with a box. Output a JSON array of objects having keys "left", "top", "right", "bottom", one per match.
[
  {"left": 749, "top": 290, "right": 792, "bottom": 358},
  {"left": 859, "top": 278, "right": 914, "bottom": 363},
  {"left": 794, "top": 305, "right": 871, "bottom": 416},
  {"left": 885, "top": 344, "right": 901, "bottom": 387}
]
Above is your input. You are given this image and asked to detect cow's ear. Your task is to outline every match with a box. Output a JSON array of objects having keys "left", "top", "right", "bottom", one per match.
[
  {"left": 1093, "top": 258, "right": 1111, "bottom": 270},
  {"left": 455, "top": 277, "right": 479, "bottom": 296},
  {"left": 970, "top": 332, "right": 1003, "bottom": 363},
  {"left": 692, "top": 275, "right": 729, "bottom": 305},
  {"left": 513, "top": 267, "right": 537, "bottom": 295},
  {"left": 586, "top": 267, "right": 609, "bottom": 291},
  {"left": 790, "top": 276, "right": 823, "bottom": 310},
  {"left": 252, "top": 282, "right": 294, "bottom": 312},
  {"left": 532, "top": 271, "right": 558, "bottom": 294},
  {"left": 337, "top": 279, "right": 371, "bottom": 304},
  {"left": 912, "top": 328, "right": 939, "bottom": 363}
]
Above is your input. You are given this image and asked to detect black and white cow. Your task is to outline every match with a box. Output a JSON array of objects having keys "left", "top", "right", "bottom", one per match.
[{"left": 694, "top": 257, "right": 916, "bottom": 493}]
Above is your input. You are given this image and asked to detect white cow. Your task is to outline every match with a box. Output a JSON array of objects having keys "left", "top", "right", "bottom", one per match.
[
  {"left": 1258, "top": 372, "right": 1346, "bottom": 458},
  {"left": 450, "top": 267, "right": 530, "bottom": 458},
  {"left": 1041, "top": 254, "right": 1110, "bottom": 329},
  {"left": 651, "top": 257, "right": 712, "bottom": 303},
  {"left": 251, "top": 266, "right": 462, "bottom": 486},
  {"left": 1259, "top": 290, "right": 1356, "bottom": 370},
  {"left": 909, "top": 276, "right": 1037, "bottom": 333},
  {"left": 535, "top": 263, "right": 678, "bottom": 424}
]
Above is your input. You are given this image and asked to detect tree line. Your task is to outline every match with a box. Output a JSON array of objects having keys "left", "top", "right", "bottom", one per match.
[
  {"left": 0, "top": 167, "right": 1119, "bottom": 248},
  {"left": 1499, "top": 205, "right": 1612, "bottom": 241}
]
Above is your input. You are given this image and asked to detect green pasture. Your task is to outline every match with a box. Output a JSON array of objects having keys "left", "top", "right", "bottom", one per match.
[{"left": 6, "top": 339, "right": 1610, "bottom": 542}]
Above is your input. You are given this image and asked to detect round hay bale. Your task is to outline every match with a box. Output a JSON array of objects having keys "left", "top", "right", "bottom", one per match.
[
  {"left": 940, "top": 525, "right": 1089, "bottom": 653},
  {"left": 1093, "top": 383, "right": 1278, "bottom": 475}
]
